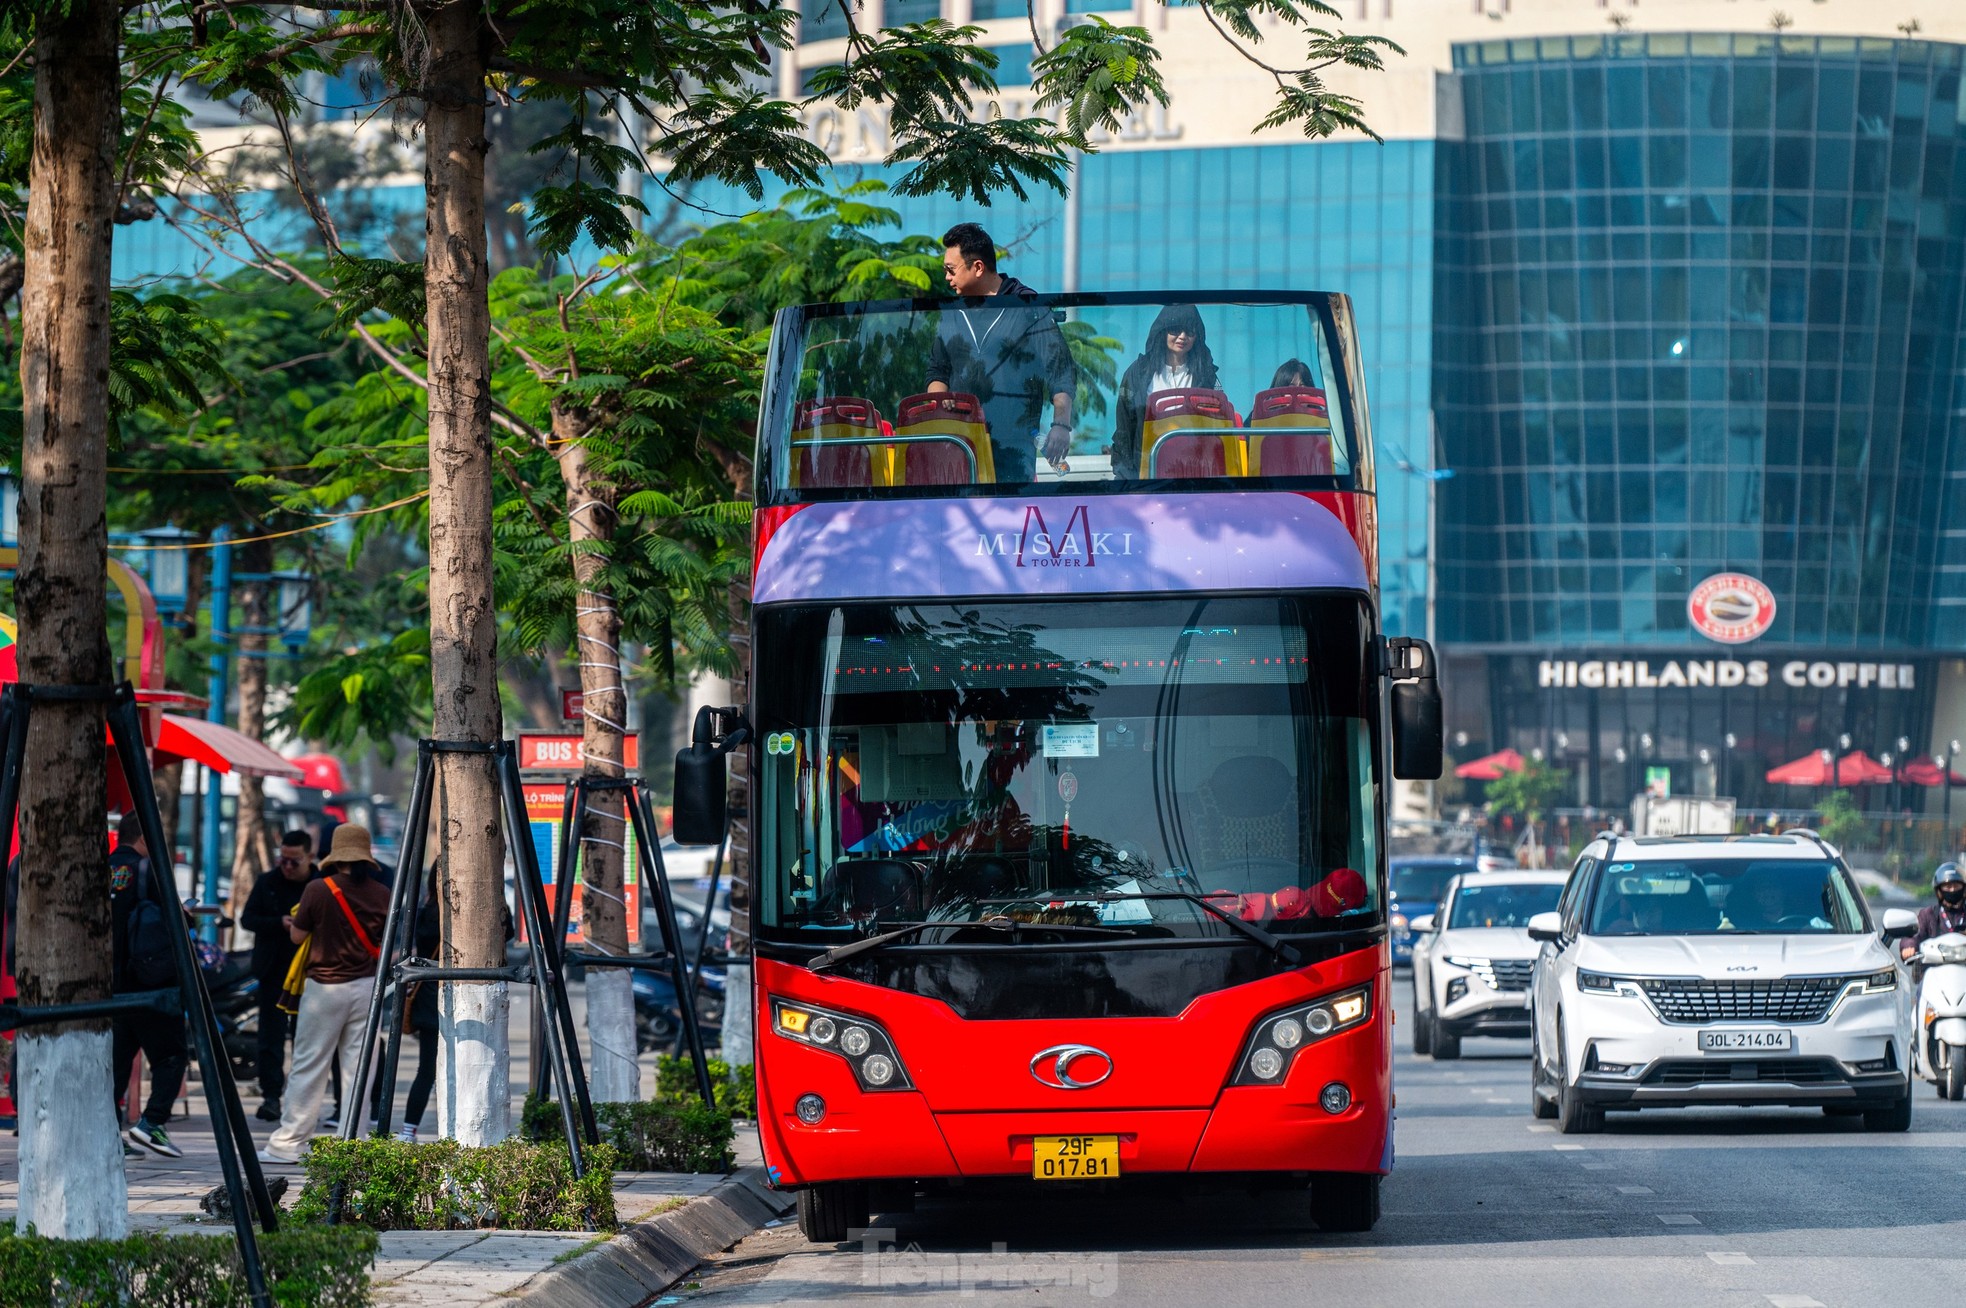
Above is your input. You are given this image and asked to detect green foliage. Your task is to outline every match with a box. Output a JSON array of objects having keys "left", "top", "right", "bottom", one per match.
[
  {"left": 0, "top": 1226, "right": 377, "bottom": 1308},
  {"left": 290, "top": 1137, "right": 618, "bottom": 1232},
  {"left": 595, "top": 1099, "right": 737, "bottom": 1174},
  {"left": 654, "top": 1055, "right": 758, "bottom": 1119},
  {"left": 1814, "top": 789, "right": 1874, "bottom": 850},
  {"left": 279, "top": 628, "right": 432, "bottom": 762},
  {"left": 1485, "top": 760, "right": 1572, "bottom": 825},
  {"left": 1032, "top": 19, "right": 1170, "bottom": 144},
  {"left": 106, "top": 291, "right": 232, "bottom": 432}
]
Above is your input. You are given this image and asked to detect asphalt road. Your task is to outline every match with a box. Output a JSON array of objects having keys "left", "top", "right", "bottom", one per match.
[{"left": 668, "top": 974, "right": 1966, "bottom": 1308}]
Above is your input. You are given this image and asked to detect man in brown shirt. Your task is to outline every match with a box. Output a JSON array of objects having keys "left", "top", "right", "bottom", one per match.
[{"left": 258, "top": 825, "right": 390, "bottom": 1163}]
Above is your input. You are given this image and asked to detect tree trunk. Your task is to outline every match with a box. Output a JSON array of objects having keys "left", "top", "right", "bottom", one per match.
[
  {"left": 720, "top": 439, "right": 755, "bottom": 1066},
  {"left": 226, "top": 538, "right": 274, "bottom": 946},
  {"left": 12, "top": 0, "right": 128, "bottom": 1238},
  {"left": 423, "top": 1, "right": 508, "bottom": 1146},
  {"left": 552, "top": 403, "right": 636, "bottom": 1102}
]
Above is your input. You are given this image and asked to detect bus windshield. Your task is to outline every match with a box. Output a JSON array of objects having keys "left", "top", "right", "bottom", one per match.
[
  {"left": 758, "top": 293, "right": 1364, "bottom": 501},
  {"left": 753, "top": 595, "right": 1382, "bottom": 944}
]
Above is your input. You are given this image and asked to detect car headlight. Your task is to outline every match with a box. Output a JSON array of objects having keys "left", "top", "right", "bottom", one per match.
[
  {"left": 1577, "top": 971, "right": 1643, "bottom": 997},
  {"left": 1230, "top": 985, "right": 1372, "bottom": 1087},
  {"left": 1445, "top": 955, "right": 1504, "bottom": 989},
  {"left": 1852, "top": 968, "right": 1898, "bottom": 994},
  {"left": 1391, "top": 913, "right": 1409, "bottom": 934},
  {"left": 771, "top": 998, "right": 913, "bottom": 1091}
]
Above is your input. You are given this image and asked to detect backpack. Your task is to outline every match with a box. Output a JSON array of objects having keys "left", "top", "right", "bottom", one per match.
[{"left": 126, "top": 896, "right": 178, "bottom": 989}]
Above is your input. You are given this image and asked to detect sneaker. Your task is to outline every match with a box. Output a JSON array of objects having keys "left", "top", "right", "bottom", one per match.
[
  {"left": 394, "top": 1124, "right": 418, "bottom": 1144},
  {"left": 256, "top": 1146, "right": 300, "bottom": 1165},
  {"left": 255, "top": 1100, "right": 283, "bottom": 1123},
  {"left": 126, "top": 1120, "right": 184, "bottom": 1159},
  {"left": 124, "top": 1142, "right": 143, "bottom": 1159},
  {"left": 319, "top": 1113, "right": 339, "bottom": 1132}
]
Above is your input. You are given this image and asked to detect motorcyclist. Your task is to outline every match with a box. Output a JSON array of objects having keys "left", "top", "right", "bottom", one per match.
[{"left": 1900, "top": 862, "right": 1966, "bottom": 960}]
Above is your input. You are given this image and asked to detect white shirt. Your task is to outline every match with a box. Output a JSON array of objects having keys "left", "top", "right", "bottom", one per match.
[{"left": 1150, "top": 363, "right": 1194, "bottom": 392}]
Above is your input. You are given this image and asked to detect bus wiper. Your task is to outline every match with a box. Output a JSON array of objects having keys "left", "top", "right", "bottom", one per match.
[
  {"left": 810, "top": 920, "right": 989, "bottom": 973},
  {"left": 1078, "top": 892, "right": 1303, "bottom": 966},
  {"left": 811, "top": 915, "right": 1143, "bottom": 972}
]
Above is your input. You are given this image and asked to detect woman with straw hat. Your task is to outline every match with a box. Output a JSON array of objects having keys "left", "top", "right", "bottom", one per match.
[{"left": 258, "top": 825, "right": 389, "bottom": 1164}]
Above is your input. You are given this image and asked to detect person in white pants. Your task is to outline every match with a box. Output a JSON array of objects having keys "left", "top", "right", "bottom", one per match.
[{"left": 259, "top": 825, "right": 389, "bottom": 1164}]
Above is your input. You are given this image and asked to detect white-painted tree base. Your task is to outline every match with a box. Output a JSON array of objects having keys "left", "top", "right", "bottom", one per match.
[
  {"left": 585, "top": 968, "right": 640, "bottom": 1104},
  {"left": 436, "top": 981, "right": 510, "bottom": 1145},
  {"left": 15, "top": 1029, "right": 127, "bottom": 1237},
  {"left": 720, "top": 962, "right": 754, "bottom": 1068}
]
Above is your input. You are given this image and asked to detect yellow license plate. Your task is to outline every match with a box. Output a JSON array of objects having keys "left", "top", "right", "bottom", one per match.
[{"left": 1032, "top": 1135, "right": 1120, "bottom": 1180}]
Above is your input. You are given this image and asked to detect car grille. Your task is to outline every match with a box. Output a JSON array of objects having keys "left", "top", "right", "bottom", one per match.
[
  {"left": 1486, "top": 959, "right": 1535, "bottom": 991},
  {"left": 1642, "top": 1058, "right": 1843, "bottom": 1087},
  {"left": 1636, "top": 976, "right": 1847, "bottom": 1024}
]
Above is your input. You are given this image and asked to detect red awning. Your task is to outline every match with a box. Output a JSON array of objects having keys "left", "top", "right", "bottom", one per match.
[
  {"left": 288, "top": 751, "right": 347, "bottom": 792},
  {"left": 1455, "top": 748, "right": 1527, "bottom": 781},
  {"left": 149, "top": 714, "right": 304, "bottom": 779},
  {"left": 1765, "top": 749, "right": 1894, "bottom": 787},
  {"left": 1900, "top": 758, "right": 1966, "bottom": 788}
]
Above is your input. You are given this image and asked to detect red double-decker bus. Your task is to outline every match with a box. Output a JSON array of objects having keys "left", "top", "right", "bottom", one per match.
[{"left": 671, "top": 291, "right": 1442, "bottom": 1240}]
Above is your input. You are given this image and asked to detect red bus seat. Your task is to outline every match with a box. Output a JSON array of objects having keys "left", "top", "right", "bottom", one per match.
[
  {"left": 1140, "top": 388, "right": 1246, "bottom": 478},
  {"left": 791, "top": 397, "right": 887, "bottom": 489},
  {"left": 1245, "top": 387, "right": 1333, "bottom": 476},
  {"left": 892, "top": 392, "right": 994, "bottom": 485}
]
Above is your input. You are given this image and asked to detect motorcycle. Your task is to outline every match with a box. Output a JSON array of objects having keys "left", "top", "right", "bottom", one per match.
[
  {"left": 1912, "top": 930, "right": 1966, "bottom": 1101},
  {"left": 633, "top": 963, "right": 725, "bottom": 1053}
]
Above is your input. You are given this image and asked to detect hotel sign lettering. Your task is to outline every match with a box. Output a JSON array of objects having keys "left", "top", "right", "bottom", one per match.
[
  {"left": 1539, "top": 659, "right": 1917, "bottom": 692},
  {"left": 800, "top": 100, "right": 1183, "bottom": 161}
]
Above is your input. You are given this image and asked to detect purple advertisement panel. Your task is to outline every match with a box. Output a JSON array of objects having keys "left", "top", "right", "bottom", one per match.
[{"left": 753, "top": 493, "right": 1370, "bottom": 606}]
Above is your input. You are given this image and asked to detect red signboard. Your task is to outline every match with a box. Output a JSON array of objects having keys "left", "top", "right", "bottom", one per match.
[
  {"left": 519, "top": 733, "right": 638, "bottom": 771},
  {"left": 521, "top": 781, "right": 640, "bottom": 946},
  {"left": 560, "top": 689, "right": 583, "bottom": 723}
]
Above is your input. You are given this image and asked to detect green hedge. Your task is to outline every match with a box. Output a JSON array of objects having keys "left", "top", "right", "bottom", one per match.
[
  {"left": 289, "top": 1137, "right": 617, "bottom": 1233},
  {"left": 654, "top": 1056, "right": 758, "bottom": 1119},
  {"left": 521, "top": 1091, "right": 736, "bottom": 1174},
  {"left": 0, "top": 1227, "right": 377, "bottom": 1308},
  {"left": 596, "top": 1099, "right": 735, "bottom": 1173}
]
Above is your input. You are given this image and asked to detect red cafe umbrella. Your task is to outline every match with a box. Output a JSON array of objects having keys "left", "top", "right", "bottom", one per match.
[
  {"left": 1765, "top": 749, "right": 1894, "bottom": 787},
  {"left": 1900, "top": 757, "right": 1966, "bottom": 788},
  {"left": 1455, "top": 748, "right": 1527, "bottom": 781}
]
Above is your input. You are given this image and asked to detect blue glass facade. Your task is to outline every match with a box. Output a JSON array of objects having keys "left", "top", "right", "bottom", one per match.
[{"left": 1433, "top": 32, "right": 1966, "bottom": 805}]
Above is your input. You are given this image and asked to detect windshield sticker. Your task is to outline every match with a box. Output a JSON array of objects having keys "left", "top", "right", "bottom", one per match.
[
  {"left": 1042, "top": 723, "right": 1099, "bottom": 758},
  {"left": 1610, "top": 863, "right": 1635, "bottom": 872}
]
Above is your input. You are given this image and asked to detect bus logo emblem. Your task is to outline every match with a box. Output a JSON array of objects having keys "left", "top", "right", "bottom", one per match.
[{"left": 1030, "top": 1043, "right": 1113, "bottom": 1090}]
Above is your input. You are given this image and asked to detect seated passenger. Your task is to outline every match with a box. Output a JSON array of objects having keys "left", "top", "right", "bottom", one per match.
[
  {"left": 1109, "top": 304, "right": 1220, "bottom": 480},
  {"left": 1270, "top": 358, "right": 1312, "bottom": 388}
]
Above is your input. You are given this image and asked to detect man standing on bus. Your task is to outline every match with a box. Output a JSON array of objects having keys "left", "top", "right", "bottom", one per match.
[{"left": 926, "top": 222, "right": 1076, "bottom": 483}]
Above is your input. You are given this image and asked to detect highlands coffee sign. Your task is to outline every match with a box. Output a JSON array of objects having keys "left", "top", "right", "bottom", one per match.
[
  {"left": 1688, "top": 573, "right": 1777, "bottom": 644},
  {"left": 1539, "top": 659, "right": 1918, "bottom": 692}
]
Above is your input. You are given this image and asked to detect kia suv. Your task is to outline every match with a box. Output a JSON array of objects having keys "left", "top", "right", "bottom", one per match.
[
  {"left": 1411, "top": 870, "right": 1566, "bottom": 1059},
  {"left": 1527, "top": 832, "right": 1917, "bottom": 1134}
]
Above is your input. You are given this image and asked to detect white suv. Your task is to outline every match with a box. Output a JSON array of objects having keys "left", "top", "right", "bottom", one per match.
[
  {"left": 1411, "top": 870, "right": 1567, "bottom": 1059},
  {"left": 1527, "top": 832, "right": 1918, "bottom": 1134}
]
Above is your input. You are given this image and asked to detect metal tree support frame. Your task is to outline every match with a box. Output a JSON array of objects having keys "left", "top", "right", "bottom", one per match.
[
  {"left": 0, "top": 682, "right": 278, "bottom": 1308},
  {"left": 341, "top": 739, "right": 599, "bottom": 1175},
  {"left": 537, "top": 774, "right": 716, "bottom": 1107}
]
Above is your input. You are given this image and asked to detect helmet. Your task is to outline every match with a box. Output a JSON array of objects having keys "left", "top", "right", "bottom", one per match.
[{"left": 1936, "top": 862, "right": 1965, "bottom": 888}]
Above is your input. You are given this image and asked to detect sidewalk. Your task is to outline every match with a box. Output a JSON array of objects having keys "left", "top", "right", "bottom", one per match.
[
  {"left": 0, "top": 987, "right": 783, "bottom": 1306},
  {"left": 0, "top": 1107, "right": 774, "bottom": 1307}
]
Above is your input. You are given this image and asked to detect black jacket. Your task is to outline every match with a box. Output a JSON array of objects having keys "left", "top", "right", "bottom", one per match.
[
  {"left": 1108, "top": 350, "right": 1221, "bottom": 479},
  {"left": 923, "top": 276, "right": 1075, "bottom": 471},
  {"left": 108, "top": 846, "right": 169, "bottom": 994},
  {"left": 1909, "top": 901, "right": 1966, "bottom": 955},
  {"left": 241, "top": 866, "right": 321, "bottom": 981}
]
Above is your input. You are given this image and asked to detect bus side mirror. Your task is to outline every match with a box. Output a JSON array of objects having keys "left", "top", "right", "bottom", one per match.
[
  {"left": 1387, "top": 637, "right": 1443, "bottom": 781},
  {"left": 672, "top": 706, "right": 750, "bottom": 846}
]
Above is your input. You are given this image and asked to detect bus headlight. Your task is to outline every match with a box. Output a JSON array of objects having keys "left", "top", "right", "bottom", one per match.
[
  {"left": 1230, "top": 985, "right": 1373, "bottom": 1088},
  {"left": 771, "top": 999, "right": 913, "bottom": 1092}
]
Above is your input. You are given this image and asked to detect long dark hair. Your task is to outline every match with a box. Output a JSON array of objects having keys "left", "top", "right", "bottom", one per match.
[{"left": 1137, "top": 303, "right": 1215, "bottom": 382}]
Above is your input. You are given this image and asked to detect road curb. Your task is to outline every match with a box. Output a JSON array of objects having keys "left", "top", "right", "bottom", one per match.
[{"left": 505, "top": 1167, "right": 793, "bottom": 1307}]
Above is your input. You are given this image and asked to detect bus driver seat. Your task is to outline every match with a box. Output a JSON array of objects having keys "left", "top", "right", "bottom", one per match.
[{"left": 1193, "top": 755, "right": 1298, "bottom": 881}]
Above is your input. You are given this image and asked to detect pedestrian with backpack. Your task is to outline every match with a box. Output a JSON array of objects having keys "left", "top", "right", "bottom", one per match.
[
  {"left": 258, "top": 824, "right": 389, "bottom": 1164},
  {"left": 110, "top": 812, "right": 189, "bottom": 1159}
]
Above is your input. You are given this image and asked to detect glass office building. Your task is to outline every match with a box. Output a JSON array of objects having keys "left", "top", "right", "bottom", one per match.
[{"left": 1434, "top": 32, "right": 1966, "bottom": 806}]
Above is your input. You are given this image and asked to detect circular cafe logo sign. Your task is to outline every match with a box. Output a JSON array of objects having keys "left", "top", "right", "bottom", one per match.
[{"left": 1688, "top": 573, "right": 1776, "bottom": 644}]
